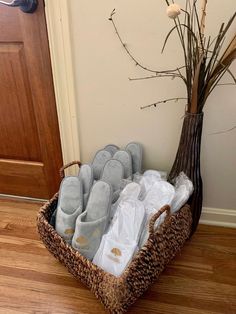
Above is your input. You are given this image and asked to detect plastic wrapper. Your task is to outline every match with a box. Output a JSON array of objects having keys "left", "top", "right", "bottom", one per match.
[
  {"left": 93, "top": 199, "right": 145, "bottom": 276},
  {"left": 110, "top": 182, "right": 141, "bottom": 220},
  {"left": 143, "top": 170, "right": 167, "bottom": 181},
  {"left": 139, "top": 180, "right": 175, "bottom": 247},
  {"left": 171, "top": 172, "right": 194, "bottom": 213},
  {"left": 93, "top": 235, "right": 138, "bottom": 277},
  {"left": 134, "top": 170, "right": 167, "bottom": 200}
]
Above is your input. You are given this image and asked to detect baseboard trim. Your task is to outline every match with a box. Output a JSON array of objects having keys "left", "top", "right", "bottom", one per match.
[
  {"left": 200, "top": 207, "right": 236, "bottom": 228},
  {"left": 0, "top": 194, "right": 46, "bottom": 203}
]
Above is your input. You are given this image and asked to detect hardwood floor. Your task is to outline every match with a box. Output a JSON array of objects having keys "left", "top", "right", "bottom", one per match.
[{"left": 0, "top": 198, "right": 235, "bottom": 314}]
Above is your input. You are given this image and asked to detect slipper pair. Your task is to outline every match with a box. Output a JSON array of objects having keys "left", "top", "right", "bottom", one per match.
[
  {"left": 74, "top": 148, "right": 129, "bottom": 210},
  {"left": 50, "top": 164, "right": 93, "bottom": 228},
  {"left": 90, "top": 142, "right": 142, "bottom": 203},
  {"left": 72, "top": 180, "right": 112, "bottom": 260},
  {"left": 91, "top": 147, "right": 132, "bottom": 184},
  {"left": 93, "top": 183, "right": 145, "bottom": 277},
  {"left": 92, "top": 142, "right": 143, "bottom": 179},
  {"left": 55, "top": 177, "right": 112, "bottom": 260},
  {"left": 104, "top": 143, "right": 143, "bottom": 176}
]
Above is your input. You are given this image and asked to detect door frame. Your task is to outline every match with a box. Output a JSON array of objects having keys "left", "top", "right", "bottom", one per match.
[{"left": 45, "top": 0, "right": 80, "bottom": 174}]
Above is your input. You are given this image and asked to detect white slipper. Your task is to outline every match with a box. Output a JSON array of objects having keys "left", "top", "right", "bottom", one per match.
[
  {"left": 55, "top": 176, "right": 83, "bottom": 243},
  {"left": 93, "top": 235, "right": 137, "bottom": 277},
  {"left": 93, "top": 199, "right": 145, "bottom": 276},
  {"left": 113, "top": 150, "right": 133, "bottom": 179},
  {"left": 109, "top": 199, "right": 145, "bottom": 244},
  {"left": 139, "top": 180, "right": 175, "bottom": 247},
  {"left": 72, "top": 180, "right": 112, "bottom": 260},
  {"left": 110, "top": 182, "right": 141, "bottom": 220},
  {"left": 125, "top": 142, "right": 143, "bottom": 174},
  {"left": 137, "top": 170, "right": 167, "bottom": 200},
  {"left": 91, "top": 149, "right": 112, "bottom": 180}
]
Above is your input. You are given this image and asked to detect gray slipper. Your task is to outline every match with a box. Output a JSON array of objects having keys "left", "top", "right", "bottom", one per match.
[
  {"left": 100, "top": 159, "right": 124, "bottom": 202},
  {"left": 104, "top": 144, "right": 119, "bottom": 156},
  {"left": 113, "top": 150, "right": 132, "bottom": 179},
  {"left": 72, "top": 180, "right": 112, "bottom": 260},
  {"left": 78, "top": 164, "right": 94, "bottom": 207},
  {"left": 91, "top": 149, "right": 112, "bottom": 180},
  {"left": 125, "top": 142, "right": 143, "bottom": 174},
  {"left": 55, "top": 176, "right": 83, "bottom": 243}
]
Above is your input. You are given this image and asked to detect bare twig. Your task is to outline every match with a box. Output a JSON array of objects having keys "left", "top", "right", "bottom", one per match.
[
  {"left": 140, "top": 97, "right": 187, "bottom": 110},
  {"left": 210, "top": 125, "right": 236, "bottom": 135},
  {"left": 216, "top": 83, "right": 236, "bottom": 86},
  {"left": 109, "top": 9, "right": 186, "bottom": 75},
  {"left": 129, "top": 73, "right": 180, "bottom": 81},
  {"left": 199, "top": 0, "right": 207, "bottom": 43}
]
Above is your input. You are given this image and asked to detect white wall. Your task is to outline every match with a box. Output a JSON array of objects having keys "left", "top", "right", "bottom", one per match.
[{"left": 68, "top": 0, "right": 236, "bottom": 210}]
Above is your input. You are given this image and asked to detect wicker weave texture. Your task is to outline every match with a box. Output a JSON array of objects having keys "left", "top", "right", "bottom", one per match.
[{"left": 37, "top": 194, "right": 192, "bottom": 313}]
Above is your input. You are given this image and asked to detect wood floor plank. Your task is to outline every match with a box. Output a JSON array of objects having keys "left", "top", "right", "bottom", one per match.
[{"left": 0, "top": 198, "right": 235, "bottom": 314}]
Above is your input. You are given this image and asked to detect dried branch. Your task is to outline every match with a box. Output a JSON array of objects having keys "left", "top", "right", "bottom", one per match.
[
  {"left": 217, "top": 83, "right": 236, "bottom": 86},
  {"left": 199, "top": 0, "right": 208, "bottom": 52},
  {"left": 210, "top": 125, "right": 236, "bottom": 135},
  {"left": 109, "top": 9, "right": 185, "bottom": 76},
  {"left": 128, "top": 72, "right": 183, "bottom": 81},
  {"left": 109, "top": 4, "right": 236, "bottom": 114},
  {"left": 140, "top": 97, "right": 187, "bottom": 110}
]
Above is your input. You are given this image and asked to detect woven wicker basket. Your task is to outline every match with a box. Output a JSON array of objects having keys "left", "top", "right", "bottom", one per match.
[{"left": 37, "top": 161, "right": 192, "bottom": 313}]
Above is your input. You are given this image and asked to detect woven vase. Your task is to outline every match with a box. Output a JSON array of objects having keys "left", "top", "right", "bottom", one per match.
[{"left": 168, "top": 112, "right": 204, "bottom": 234}]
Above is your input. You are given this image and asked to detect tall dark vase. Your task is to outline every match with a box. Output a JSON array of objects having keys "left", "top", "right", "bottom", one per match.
[{"left": 168, "top": 112, "right": 204, "bottom": 234}]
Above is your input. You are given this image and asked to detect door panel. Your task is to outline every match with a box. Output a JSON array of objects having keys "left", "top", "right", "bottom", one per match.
[
  {"left": 0, "top": 43, "right": 41, "bottom": 161},
  {"left": 0, "top": 0, "right": 63, "bottom": 199},
  {"left": 0, "top": 159, "right": 48, "bottom": 198}
]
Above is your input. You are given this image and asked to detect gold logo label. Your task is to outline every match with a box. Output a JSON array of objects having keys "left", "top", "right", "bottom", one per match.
[
  {"left": 111, "top": 248, "right": 122, "bottom": 257},
  {"left": 64, "top": 228, "right": 74, "bottom": 235},
  {"left": 76, "top": 236, "right": 88, "bottom": 247}
]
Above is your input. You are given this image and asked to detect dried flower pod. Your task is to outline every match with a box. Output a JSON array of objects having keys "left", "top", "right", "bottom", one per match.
[{"left": 166, "top": 3, "right": 181, "bottom": 19}]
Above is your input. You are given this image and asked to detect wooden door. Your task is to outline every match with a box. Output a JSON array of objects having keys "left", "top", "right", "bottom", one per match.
[{"left": 0, "top": 0, "right": 63, "bottom": 199}]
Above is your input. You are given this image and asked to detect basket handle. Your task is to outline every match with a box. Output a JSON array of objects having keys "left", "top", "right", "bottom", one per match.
[
  {"left": 59, "top": 160, "right": 82, "bottom": 179},
  {"left": 149, "top": 205, "right": 171, "bottom": 235}
]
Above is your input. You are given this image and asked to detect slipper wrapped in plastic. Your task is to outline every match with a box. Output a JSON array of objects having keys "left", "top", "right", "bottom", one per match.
[
  {"left": 110, "top": 182, "right": 141, "bottom": 220},
  {"left": 171, "top": 172, "right": 194, "bottom": 213},
  {"left": 139, "top": 180, "right": 175, "bottom": 247},
  {"left": 93, "top": 198, "right": 145, "bottom": 276}
]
